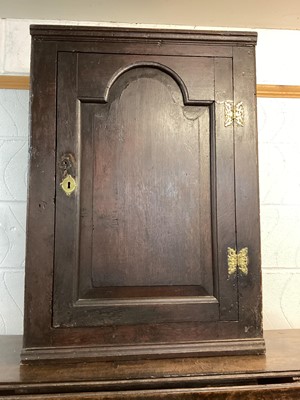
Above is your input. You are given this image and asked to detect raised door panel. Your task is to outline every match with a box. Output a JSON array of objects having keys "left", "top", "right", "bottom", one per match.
[{"left": 53, "top": 52, "right": 237, "bottom": 331}]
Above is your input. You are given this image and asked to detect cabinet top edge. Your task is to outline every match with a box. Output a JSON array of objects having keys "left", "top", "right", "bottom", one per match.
[{"left": 30, "top": 25, "right": 257, "bottom": 45}]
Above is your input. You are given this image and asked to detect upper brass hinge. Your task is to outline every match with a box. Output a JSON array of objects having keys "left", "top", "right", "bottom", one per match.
[
  {"left": 224, "top": 101, "right": 245, "bottom": 127},
  {"left": 227, "top": 247, "right": 249, "bottom": 276}
]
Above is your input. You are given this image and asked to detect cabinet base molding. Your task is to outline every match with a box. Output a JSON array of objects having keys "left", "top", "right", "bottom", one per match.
[
  {"left": 21, "top": 338, "right": 265, "bottom": 363},
  {"left": 1, "top": 331, "right": 300, "bottom": 399}
]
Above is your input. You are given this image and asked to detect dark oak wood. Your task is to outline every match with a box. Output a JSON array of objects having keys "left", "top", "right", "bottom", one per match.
[
  {"left": 29, "top": 25, "right": 257, "bottom": 45},
  {"left": 233, "top": 47, "right": 263, "bottom": 338},
  {"left": 1, "top": 331, "right": 300, "bottom": 399},
  {"left": 23, "top": 25, "right": 264, "bottom": 362},
  {"left": 23, "top": 40, "right": 58, "bottom": 348}
]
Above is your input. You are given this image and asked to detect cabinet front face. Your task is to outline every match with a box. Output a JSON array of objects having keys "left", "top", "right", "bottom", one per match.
[
  {"left": 53, "top": 52, "right": 237, "bottom": 331},
  {"left": 23, "top": 27, "right": 264, "bottom": 362}
]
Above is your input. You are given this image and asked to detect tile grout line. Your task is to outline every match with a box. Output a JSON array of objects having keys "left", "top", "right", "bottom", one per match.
[
  {"left": 0, "top": 200, "right": 27, "bottom": 204},
  {"left": 0, "top": 268, "right": 25, "bottom": 273},
  {"left": 262, "top": 268, "right": 300, "bottom": 273},
  {"left": 0, "top": 137, "right": 28, "bottom": 140}
]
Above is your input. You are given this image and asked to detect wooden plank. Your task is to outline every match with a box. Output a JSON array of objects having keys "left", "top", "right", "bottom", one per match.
[
  {"left": 2, "top": 76, "right": 300, "bottom": 99},
  {"left": 1, "top": 383, "right": 300, "bottom": 400},
  {"left": 257, "top": 84, "right": 300, "bottom": 98},
  {"left": 0, "top": 75, "right": 30, "bottom": 89}
]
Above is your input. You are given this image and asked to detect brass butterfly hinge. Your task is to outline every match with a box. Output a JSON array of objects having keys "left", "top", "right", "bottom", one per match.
[
  {"left": 227, "top": 247, "right": 249, "bottom": 276},
  {"left": 224, "top": 101, "right": 245, "bottom": 127}
]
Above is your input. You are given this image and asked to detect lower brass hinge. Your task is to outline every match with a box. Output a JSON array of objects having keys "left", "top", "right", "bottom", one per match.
[{"left": 227, "top": 247, "right": 249, "bottom": 276}]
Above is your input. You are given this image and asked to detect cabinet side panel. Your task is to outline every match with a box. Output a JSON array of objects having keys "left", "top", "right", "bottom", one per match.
[
  {"left": 23, "top": 40, "right": 57, "bottom": 347},
  {"left": 233, "top": 46, "right": 263, "bottom": 339}
]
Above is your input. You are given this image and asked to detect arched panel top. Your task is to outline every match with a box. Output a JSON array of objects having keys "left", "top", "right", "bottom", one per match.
[
  {"left": 104, "top": 62, "right": 189, "bottom": 103},
  {"left": 77, "top": 53, "right": 216, "bottom": 103}
]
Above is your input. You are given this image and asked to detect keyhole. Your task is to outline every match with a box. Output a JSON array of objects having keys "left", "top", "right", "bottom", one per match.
[{"left": 60, "top": 175, "right": 76, "bottom": 196}]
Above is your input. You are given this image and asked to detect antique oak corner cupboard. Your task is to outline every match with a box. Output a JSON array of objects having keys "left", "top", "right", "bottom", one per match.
[{"left": 22, "top": 25, "right": 265, "bottom": 363}]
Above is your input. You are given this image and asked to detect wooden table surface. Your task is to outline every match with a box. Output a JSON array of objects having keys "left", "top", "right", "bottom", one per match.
[{"left": 1, "top": 330, "right": 300, "bottom": 398}]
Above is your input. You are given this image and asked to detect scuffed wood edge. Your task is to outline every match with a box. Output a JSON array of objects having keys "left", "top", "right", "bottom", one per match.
[{"left": 2, "top": 77, "right": 300, "bottom": 99}]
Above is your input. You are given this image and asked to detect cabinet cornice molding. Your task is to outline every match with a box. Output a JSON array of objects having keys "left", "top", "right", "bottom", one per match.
[{"left": 30, "top": 25, "right": 258, "bottom": 46}]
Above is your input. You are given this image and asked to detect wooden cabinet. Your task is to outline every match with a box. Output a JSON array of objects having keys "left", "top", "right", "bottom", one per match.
[{"left": 22, "top": 25, "right": 264, "bottom": 362}]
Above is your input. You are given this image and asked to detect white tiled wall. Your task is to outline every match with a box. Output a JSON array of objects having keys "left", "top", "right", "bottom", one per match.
[
  {"left": 0, "top": 89, "right": 28, "bottom": 334},
  {"left": 258, "top": 98, "right": 300, "bottom": 329},
  {"left": 1, "top": 18, "right": 300, "bottom": 333}
]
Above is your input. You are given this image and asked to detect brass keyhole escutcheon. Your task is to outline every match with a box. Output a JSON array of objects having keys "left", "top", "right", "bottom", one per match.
[{"left": 60, "top": 174, "right": 77, "bottom": 196}]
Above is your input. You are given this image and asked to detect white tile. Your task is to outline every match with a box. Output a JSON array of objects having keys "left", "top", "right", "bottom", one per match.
[
  {"left": 0, "top": 90, "right": 29, "bottom": 202},
  {"left": 261, "top": 205, "right": 300, "bottom": 270},
  {"left": 262, "top": 271, "right": 300, "bottom": 330},
  {"left": 4, "top": 20, "right": 31, "bottom": 74},
  {"left": 3, "top": 18, "right": 85, "bottom": 74},
  {"left": 258, "top": 98, "right": 300, "bottom": 206},
  {"left": 0, "top": 89, "right": 29, "bottom": 138},
  {"left": 0, "top": 270, "right": 24, "bottom": 334},
  {"left": 259, "top": 142, "right": 287, "bottom": 205},
  {"left": 0, "top": 204, "right": 26, "bottom": 270},
  {"left": 256, "top": 29, "right": 300, "bottom": 85},
  {"left": 258, "top": 98, "right": 300, "bottom": 145},
  {"left": 2, "top": 18, "right": 126, "bottom": 74},
  {"left": 259, "top": 143, "right": 300, "bottom": 205},
  {"left": 0, "top": 139, "right": 28, "bottom": 201},
  {"left": 0, "top": 20, "right": 5, "bottom": 74}
]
